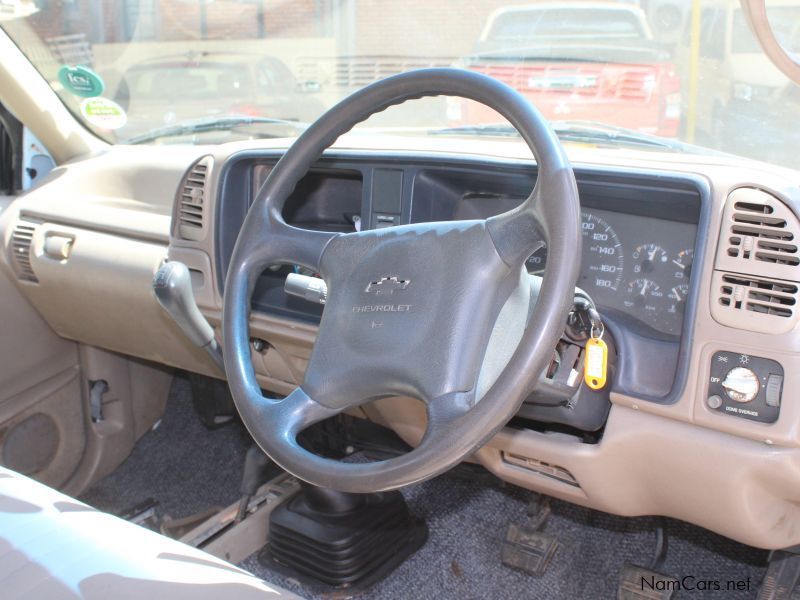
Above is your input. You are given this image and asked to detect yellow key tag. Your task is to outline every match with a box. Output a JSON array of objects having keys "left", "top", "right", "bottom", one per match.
[{"left": 584, "top": 337, "right": 608, "bottom": 390}]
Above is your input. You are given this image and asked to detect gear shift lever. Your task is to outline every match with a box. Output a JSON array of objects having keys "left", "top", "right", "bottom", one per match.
[{"left": 153, "top": 261, "right": 224, "bottom": 373}]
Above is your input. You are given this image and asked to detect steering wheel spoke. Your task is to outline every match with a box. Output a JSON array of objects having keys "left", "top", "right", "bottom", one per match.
[
  {"left": 262, "top": 388, "right": 340, "bottom": 442},
  {"left": 237, "top": 210, "right": 340, "bottom": 275}
]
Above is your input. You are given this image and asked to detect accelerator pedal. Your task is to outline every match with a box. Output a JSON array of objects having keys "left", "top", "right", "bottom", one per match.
[{"left": 618, "top": 522, "right": 677, "bottom": 599}]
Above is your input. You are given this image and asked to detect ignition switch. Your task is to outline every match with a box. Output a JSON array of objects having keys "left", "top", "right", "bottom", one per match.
[
  {"left": 521, "top": 290, "right": 614, "bottom": 431},
  {"left": 538, "top": 292, "right": 606, "bottom": 399},
  {"left": 565, "top": 293, "right": 600, "bottom": 343}
]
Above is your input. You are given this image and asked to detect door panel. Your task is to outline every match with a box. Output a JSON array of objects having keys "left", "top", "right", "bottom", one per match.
[{"left": 0, "top": 205, "right": 85, "bottom": 488}]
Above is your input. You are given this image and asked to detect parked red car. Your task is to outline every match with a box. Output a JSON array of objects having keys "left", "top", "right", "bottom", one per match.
[{"left": 450, "top": 3, "right": 682, "bottom": 137}]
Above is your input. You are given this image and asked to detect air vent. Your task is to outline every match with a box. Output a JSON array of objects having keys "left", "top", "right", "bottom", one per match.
[
  {"left": 712, "top": 188, "right": 800, "bottom": 332},
  {"left": 727, "top": 201, "right": 798, "bottom": 265},
  {"left": 719, "top": 274, "right": 796, "bottom": 316},
  {"left": 716, "top": 187, "right": 800, "bottom": 280},
  {"left": 711, "top": 272, "right": 798, "bottom": 334},
  {"left": 10, "top": 222, "right": 37, "bottom": 283},
  {"left": 176, "top": 156, "right": 212, "bottom": 241}
]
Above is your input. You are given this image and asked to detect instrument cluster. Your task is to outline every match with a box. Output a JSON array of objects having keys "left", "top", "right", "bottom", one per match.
[{"left": 527, "top": 208, "right": 697, "bottom": 336}]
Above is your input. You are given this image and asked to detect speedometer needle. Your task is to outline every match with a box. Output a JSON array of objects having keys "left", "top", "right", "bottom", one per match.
[
  {"left": 640, "top": 280, "right": 649, "bottom": 297},
  {"left": 672, "top": 259, "right": 685, "bottom": 269}
]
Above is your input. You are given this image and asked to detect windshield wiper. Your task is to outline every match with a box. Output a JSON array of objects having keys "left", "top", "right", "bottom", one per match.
[
  {"left": 429, "top": 123, "right": 523, "bottom": 138},
  {"left": 429, "top": 120, "right": 688, "bottom": 152},
  {"left": 550, "top": 121, "right": 687, "bottom": 151},
  {"left": 126, "top": 116, "right": 308, "bottom": 145},
  {"left": 466, "top": 51, "right": 610, "bottom": 64}
]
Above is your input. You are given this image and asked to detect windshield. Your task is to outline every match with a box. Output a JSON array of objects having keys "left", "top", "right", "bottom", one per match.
[
  {"left": 1, "top": 0, "right": 798, "bottom": 170},
  {"left": 125, "top": 64, "right": 254, "bottom": 100}
]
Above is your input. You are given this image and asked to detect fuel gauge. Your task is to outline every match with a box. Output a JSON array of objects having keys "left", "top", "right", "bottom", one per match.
[{"left": 632, "top": 244, "right": 668, "bottom": 274}]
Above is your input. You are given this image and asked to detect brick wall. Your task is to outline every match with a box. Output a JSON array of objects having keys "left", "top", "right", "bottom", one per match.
[
  {"left": 156, "top": 0, "right": 319, "bottom": 41},
  {"left": 24, "top": 0, "right": 320, "bottom": 44},
  {"left": 351, "top": 0, "right": 543, "bottom": 57},
  {"left": 24, "top": 0, "right": 546, "bottom": 52}
]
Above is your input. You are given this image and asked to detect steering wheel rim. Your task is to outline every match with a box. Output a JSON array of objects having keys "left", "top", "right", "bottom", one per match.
[{"left": 222, "top": 68, "right": 581, "bottom": 492}]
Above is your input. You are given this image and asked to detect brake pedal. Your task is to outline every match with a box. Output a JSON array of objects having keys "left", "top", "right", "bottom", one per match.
[
  {"left": 502, "top": 524, "right": 559, "bottom": 576},
  {"left": 502, "top": 495, "right": 558, "bottom": 577}
]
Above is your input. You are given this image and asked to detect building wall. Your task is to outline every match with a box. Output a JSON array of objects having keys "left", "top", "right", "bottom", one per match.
[
  {"left": 25, "top": 0, "right": 547, "bottom": 55},
  {"left": 25, "top": 0, "right": 321, "bottom": 44},
  {"left": 350, "top": 0, "right": 541, "bottom": 57}
]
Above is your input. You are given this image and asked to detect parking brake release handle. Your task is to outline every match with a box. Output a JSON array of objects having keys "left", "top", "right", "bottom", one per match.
[{"left": 153, "top": 261, "right": 224, "bottom": 373}]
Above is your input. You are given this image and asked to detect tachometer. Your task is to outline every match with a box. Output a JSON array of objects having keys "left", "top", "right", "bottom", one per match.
[
  {"left": 578, "top": 212, "right": 624, "bottom": 292},
  {"left": 624, "top": 278, "right": 665, "bottom": 317}
]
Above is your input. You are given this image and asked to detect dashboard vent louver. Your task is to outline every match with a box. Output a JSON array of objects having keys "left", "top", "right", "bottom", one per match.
[
  {"left": 177, "top": 156, "right": 212, "bottom": 241},
  {"left": 727, "top": 200, "right": 798, "bottom": 266},
  {"left": 10, "top": 222, "right": 37, "bottom": 283},
  {"left": 716, "top": 188, "right": 800, "bottom": 281},
  {"left": 718, "top": 274, "right": 796, "bottom": 318},
  {"left": 712, "top": 188, "right": 800, "bottom": 333}
]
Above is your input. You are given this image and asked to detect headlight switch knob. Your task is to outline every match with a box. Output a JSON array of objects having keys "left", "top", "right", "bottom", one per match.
[{"left": 721, "top": 367, "right": 760, "bottom": 403}]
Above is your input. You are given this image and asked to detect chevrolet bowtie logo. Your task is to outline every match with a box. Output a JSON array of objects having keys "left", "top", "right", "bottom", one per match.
[{"left": 365, "top": 276, "right": 410, "bottom": 295}]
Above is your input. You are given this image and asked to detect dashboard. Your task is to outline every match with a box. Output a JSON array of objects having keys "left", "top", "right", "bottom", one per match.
[{"left": 5, "top": 136, "right": 800, "bottom": 551}]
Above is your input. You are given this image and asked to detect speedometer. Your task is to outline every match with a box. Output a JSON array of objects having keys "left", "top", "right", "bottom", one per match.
[
  {"left": 578, "top": 212, "right": 624, "bottom": 292},
  {"left": 526, "top": 211, "right": 624, "bottom": 293}
]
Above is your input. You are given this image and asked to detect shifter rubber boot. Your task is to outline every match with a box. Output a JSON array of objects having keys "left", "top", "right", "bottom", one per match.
[{"left": 262, "top": 487, "right": 427, "bottom": 590}]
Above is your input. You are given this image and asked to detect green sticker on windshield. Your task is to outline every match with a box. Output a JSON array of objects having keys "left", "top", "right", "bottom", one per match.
[
  {"left": 80, "top": 97, "right": 127, "bottom": 130},
  {"left": 58, "top": 65, "right": 105, "bottom": 98}
]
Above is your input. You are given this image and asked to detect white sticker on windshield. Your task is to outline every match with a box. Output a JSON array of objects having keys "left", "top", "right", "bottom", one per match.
[{"left": 79, "top": 97, "right": 127, "bottom": 130}]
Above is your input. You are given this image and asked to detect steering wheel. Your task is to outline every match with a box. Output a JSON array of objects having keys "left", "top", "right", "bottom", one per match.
[{"left": 222, "top": 68, "right": 581, "bottom": 493}]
